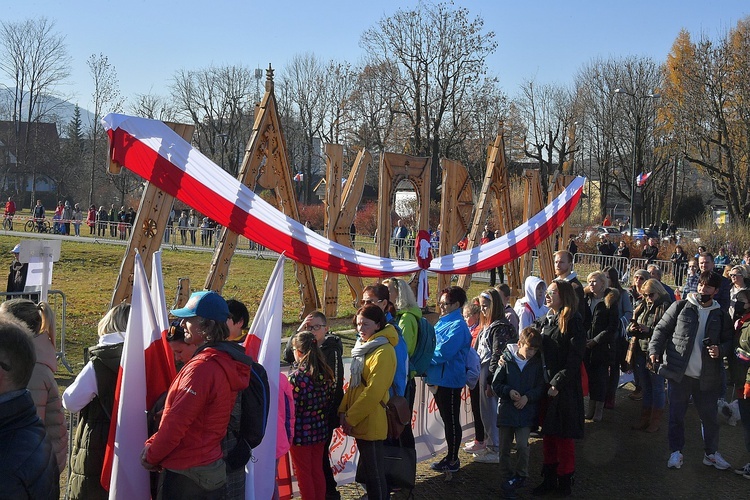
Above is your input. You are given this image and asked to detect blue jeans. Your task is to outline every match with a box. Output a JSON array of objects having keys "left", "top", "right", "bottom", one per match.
[
  {"left": 667, "top": 376, "right": 720, "bottom": 454},
  {"left": 634, "top": 354, "right": 666, "bottom": 409}
]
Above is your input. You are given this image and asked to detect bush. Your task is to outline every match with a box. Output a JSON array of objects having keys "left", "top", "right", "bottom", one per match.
[{"left": 298, "top": 204, "right": 325, "bottom": 230}]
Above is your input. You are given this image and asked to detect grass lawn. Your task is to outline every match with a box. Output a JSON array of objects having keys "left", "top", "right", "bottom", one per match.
[{"left": 0, "top": 234, "right": 489, "bottom": 382}]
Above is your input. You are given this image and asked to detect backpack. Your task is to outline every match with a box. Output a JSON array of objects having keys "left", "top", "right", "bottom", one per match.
[
  {"left": 225, "top": 360, "right": 271, "bottom": 470},
  {"left": 409, "top": 316, "right": 437, "bottom": 377}
]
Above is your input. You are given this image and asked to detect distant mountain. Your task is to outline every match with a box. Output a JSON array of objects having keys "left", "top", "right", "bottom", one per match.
[{"left": 0, "top": 90, "right": 96, "bottom": 137}]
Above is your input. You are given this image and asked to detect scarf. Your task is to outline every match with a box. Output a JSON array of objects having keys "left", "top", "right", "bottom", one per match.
[{"left": 348, "top": 335, "right": 389, "bottom": 389}]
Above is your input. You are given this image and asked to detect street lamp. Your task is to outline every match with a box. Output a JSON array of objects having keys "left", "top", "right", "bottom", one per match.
[{"left": 613, "top": 88, "right": 660, "bottom": 232}]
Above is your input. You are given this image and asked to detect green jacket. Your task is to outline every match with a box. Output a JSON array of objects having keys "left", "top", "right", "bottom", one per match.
[{"left": 397, "top": 306, "right": 422, "bottom": 357}]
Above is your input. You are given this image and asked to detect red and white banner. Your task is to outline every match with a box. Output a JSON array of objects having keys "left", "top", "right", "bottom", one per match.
[
  {"left": 102, "top": 114, "right": 584, "bottom": 278},
  {"left": 105, "top": 252, "right": 176, "bottom": 497}
]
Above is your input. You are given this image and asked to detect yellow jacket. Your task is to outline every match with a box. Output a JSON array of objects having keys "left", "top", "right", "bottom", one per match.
[{"left": 338, "top": 324, "right": 398, "bottom": 440}]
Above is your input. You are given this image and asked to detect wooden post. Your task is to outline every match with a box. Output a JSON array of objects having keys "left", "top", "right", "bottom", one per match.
[{"left": 437, "top": 159, "right": 474, "bottom": 293}]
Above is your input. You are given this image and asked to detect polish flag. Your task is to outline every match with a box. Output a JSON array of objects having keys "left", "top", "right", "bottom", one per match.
[
  {"left": 103, "top": 252, "right": 176, "bottom": 497},
  {"left": 636, "top": 171, "right": 652, "bottom": 187},
  {"left": 245, "top": 254, "right": 285, "bottom": 500}
]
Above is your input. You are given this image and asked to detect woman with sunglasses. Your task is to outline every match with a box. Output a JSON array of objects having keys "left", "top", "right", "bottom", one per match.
[
  {"left": 728, "top": 265, "right": 749, "bottom": 319},
  {"left": 532, "top": 279, "right": 586, "bottom": 497},
  {"left": 627, "top": 279, "right": 672, "bottom": 432},
  {"left": 427, "top": 286, "right": 472, "bottom": 473}
]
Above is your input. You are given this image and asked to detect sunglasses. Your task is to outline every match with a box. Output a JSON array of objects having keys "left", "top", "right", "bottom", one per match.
[
  {"left": 545, "top": 290, "right": 557, "bottom": 296},
  {"left": 361, "top": 298, "right": 384, "bottom": 305},
  {"left": 438, "top": 300, "right": 454, "bottom": 307},
  {"left": 729, "top": 274, "right": 742, "bottom": 278},
  {"left": 645, "top": 293, "right": 656, "bottom": 298}
]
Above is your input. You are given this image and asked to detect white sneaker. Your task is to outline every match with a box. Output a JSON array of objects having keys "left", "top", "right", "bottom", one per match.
[
  {"left": 667, "top": 451, "right": 683, "bottom": 469},
  {"left": 703, "top": 452, "right": 731, "bottom": 470},
  {"left": 463, "top": 440, "right": 486, "bottom": 453},
  {"left": 473, "top": 451, "right": 499, "bottom": 463}
]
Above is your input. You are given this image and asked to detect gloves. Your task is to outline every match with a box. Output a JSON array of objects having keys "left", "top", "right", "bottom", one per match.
[{"left": 744, "top": 383, "right": 750, "bottom": 399}]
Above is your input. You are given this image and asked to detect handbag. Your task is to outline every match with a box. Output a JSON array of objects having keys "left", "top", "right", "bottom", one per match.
[
  {"left": 381, "top": 395, "right": 410, "bottom": 440},
  {"left": 623, "top": 336, "right": 638, "bottom": 371},
  {"left": 355, "top": 444, "right": 417, "bottom": 490}
]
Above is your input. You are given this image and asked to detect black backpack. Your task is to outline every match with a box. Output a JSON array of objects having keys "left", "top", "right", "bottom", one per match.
[{"left": 225, "top": 360, "right": 271, "bottom": 470}]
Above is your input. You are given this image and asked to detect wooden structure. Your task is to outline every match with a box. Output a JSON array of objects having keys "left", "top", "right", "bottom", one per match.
[
  {"left": 519, "top": 170, "right": 556, "bottom": 284},
  {"left": 204, "top": 65, "right": 319, "bottom": 318},
  {"left": 322, "top": 145, "right": 371, "bottom": 316},
  {"left": 437, "top": 159, "right": 474, "bottom": 292},
  {"left": 457, "top": 130, "right": 522, "bottom": 294},
  {"left": 109, "top": 122, "right": 195, "bottom": 307},
  {"left": 376, "top": 153, "right": 431, "bottom": 259}
]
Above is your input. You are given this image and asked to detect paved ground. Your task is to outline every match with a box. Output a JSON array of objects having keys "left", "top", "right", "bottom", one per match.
[{"left": 339, "top": 382, "right": 749, "bottom": 499}]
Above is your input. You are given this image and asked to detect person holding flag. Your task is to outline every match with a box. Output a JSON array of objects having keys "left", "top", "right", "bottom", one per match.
[
  {"left": 63, "top": 303, "right": 131, "bottom": 500},
  {"left": 141, "top": 291, "right": 252, "bottom": 499}
]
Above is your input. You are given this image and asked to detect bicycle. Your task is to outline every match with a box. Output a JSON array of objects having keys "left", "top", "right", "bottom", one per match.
[
  {"left": 24, "top": 218, "right": 51, "bottom": 233},
  {"left": 2, "top": 214, "right": 13, "bottom": 231}
]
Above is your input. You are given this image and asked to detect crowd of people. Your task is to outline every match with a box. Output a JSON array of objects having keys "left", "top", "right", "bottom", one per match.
[{"left": 2, "top": 237, "right": 750, "bottom": 499}]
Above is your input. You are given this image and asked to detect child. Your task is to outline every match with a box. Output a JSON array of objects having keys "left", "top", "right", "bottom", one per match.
[
  {"left": 492, "top": 326, "right": 545, "bottom": 497},
  {"left": 288, "top": 331, "right": 335, "bottom": 500},
  {"left": 463, "top": 300, "right": 486, "bottom": 453}
]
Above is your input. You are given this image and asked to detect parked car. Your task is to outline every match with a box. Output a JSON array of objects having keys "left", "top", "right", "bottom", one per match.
[
  {"left": 621, "top": 226, "right": 659, "bottom": 240},
  {"left": 585, "top": 225, "right": 624, "bottom": 242}
]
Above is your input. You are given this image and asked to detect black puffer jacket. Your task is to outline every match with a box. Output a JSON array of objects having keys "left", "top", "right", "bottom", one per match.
[
  {"left": 0, "top": 390, "right": 59, "bottom": 499},
  {"left": 584, "top": 287, "right": 620, "bottom": 365},
  {"left": 649, "top": 295, "right": 732, "bottom": 390}
]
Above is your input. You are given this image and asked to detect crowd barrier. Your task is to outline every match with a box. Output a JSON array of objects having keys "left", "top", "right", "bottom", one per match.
[{"left": 573, "top": 252, "right": 683, "bottom": 288}]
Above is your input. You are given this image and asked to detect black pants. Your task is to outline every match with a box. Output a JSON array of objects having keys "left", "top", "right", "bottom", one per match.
[
  {"left": 435, "top": 386, "right": 463, "bottom": 462},
  {"left": 356, "top": 439, "right": 388, "bottom": 500},
  {"left": 400, "top": 378, "right": 416, "bottom": 449},
  {"left": 469, "top": 383, "right": 485, "bottom": 442}
]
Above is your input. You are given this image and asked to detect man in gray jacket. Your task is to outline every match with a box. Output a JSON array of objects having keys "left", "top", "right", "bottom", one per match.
[{"left": 649, "top": 271, "right": 733, "bottom": 471}]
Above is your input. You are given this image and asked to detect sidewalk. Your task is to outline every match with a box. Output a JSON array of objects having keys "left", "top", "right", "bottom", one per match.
[{"left": 339, "top": 383, "right": 748, "bottom": 498}]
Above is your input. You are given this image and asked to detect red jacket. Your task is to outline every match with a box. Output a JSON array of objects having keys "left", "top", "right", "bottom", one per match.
[{"left": 145, "top": 346, "right": 250, "bottom": 469}]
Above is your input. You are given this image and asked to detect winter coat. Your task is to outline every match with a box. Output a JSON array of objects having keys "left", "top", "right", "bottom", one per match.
[
  {"left": 28, "top": 333, "right": 67, "bottom": 471},
  {"left": 562, "top": 273, "right": 591, "bottom": 332},
  {"left": 535, "top": 310, "right": 587, "bottom": 439},
  {"left": 649, "top": 294, "right": 733, "bottom": 390},
  {"left": 476, "top": 318, "right": 517, "bottom": 376},
  {"left": 284, "top": 333, "right": 344, "bottom": 422},
  {"left": 425, "top": 308, "right": 472, "bottom": 389},
  {"left": 642, "top": 244, "right": 659, "bottom": 263},
  {"left": 145, "top": 342, "right": 251, "bottom": 470},
  {"left": 583, "top": 287, "right": 621, "bottom": 366},
  {"left": 396, "top": 305, "right": 422, "bottom": 357},
  {"left": 289, "top": 368, "right": 334, "bottom": 446},
  {"left": 492, "top": 344, "right": 545, "bottom": 428},
  {"left": 276, "top": 374, "right": 295, "bottom": 459},
  {"left": 730, "top": 311, "right": 750, "bottom": 387},
  {"left": 65, "top": 339, "right": 123, "bottom": 500},
  {"left": 0, "top": 390, "right": 59, "bottom": 500},
  {"left": 338, "top": 325, "right": 398, "bottom": 441},
  {"left": 630, "top": 296, "right": 671, "bottom": 353}
]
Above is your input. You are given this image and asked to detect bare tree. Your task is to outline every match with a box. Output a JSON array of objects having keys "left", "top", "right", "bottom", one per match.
[
  {"left": 130, "top": 93, "right": 177, "bottom": 121},
  {"left": 87, "top": 53, "right": 123, "bottom": 206},
  {"left": 170, "top": 65, "right": 255, "bottom": 176},
  {"left": 361, "top": 1, "right": 497, "bottom": 200},
  {"left": 516, "top": 79, "right": 577, "bottom": 195},
  {"left": 279, "top": 53, "right": 327, "bottom": 203},
  {"left": 0, "top": 17, "right": 70, "bottom": 205}
]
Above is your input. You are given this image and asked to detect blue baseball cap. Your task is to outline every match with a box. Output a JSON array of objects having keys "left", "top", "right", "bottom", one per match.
[{"left": 170, "top": 291, "right": 229, "bottom": 323}]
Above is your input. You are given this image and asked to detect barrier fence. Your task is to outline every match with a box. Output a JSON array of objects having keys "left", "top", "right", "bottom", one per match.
[{"left": 572, "top": 252, "right": 683, "bottom": 288}]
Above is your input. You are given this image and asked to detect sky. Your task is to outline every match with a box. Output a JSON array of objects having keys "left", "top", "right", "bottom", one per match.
[{"left": 3, "top": 0, "right": 749, "bottom": 123}]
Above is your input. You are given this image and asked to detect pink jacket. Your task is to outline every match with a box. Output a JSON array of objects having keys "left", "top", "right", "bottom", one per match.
[{"left": 276, "top": 373, "right": 295, "bottom": 459}]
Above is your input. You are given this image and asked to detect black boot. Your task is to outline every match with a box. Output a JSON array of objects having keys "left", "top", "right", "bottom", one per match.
[
  {"left": 556, "top": 472, "right": 574, "bottom": 497},
  {"left": 532, "top": 463, "right": 558, "bottom": 496}
]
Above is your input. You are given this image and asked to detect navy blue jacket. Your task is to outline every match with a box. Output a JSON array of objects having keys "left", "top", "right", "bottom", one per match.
[
  {"left": 0, "top": 390, "right": 59, "bottom": 499},
  {"left": 492, "top": 344, "right": 545, "bottom": 428}
]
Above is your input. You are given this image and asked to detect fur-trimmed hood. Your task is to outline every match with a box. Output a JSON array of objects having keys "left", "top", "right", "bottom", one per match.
[{"left": 584, "top": 286, "right": 620, "bottom": 309}]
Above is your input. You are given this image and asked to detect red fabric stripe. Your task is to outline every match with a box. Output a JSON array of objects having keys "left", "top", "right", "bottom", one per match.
[
  {"left": 107, "top": 129, "right": 401, "bottom": 278},
  {"left": 144, "top": 338, "right": 175, "bottom": 409}
]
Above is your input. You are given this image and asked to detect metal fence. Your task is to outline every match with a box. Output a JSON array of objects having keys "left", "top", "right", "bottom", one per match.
[
  {"left": 572, "top": 253, "right": 682, "bottom": 288},
  {"left": 0, "top": 289, "right": 71, "bottom": 372}
]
